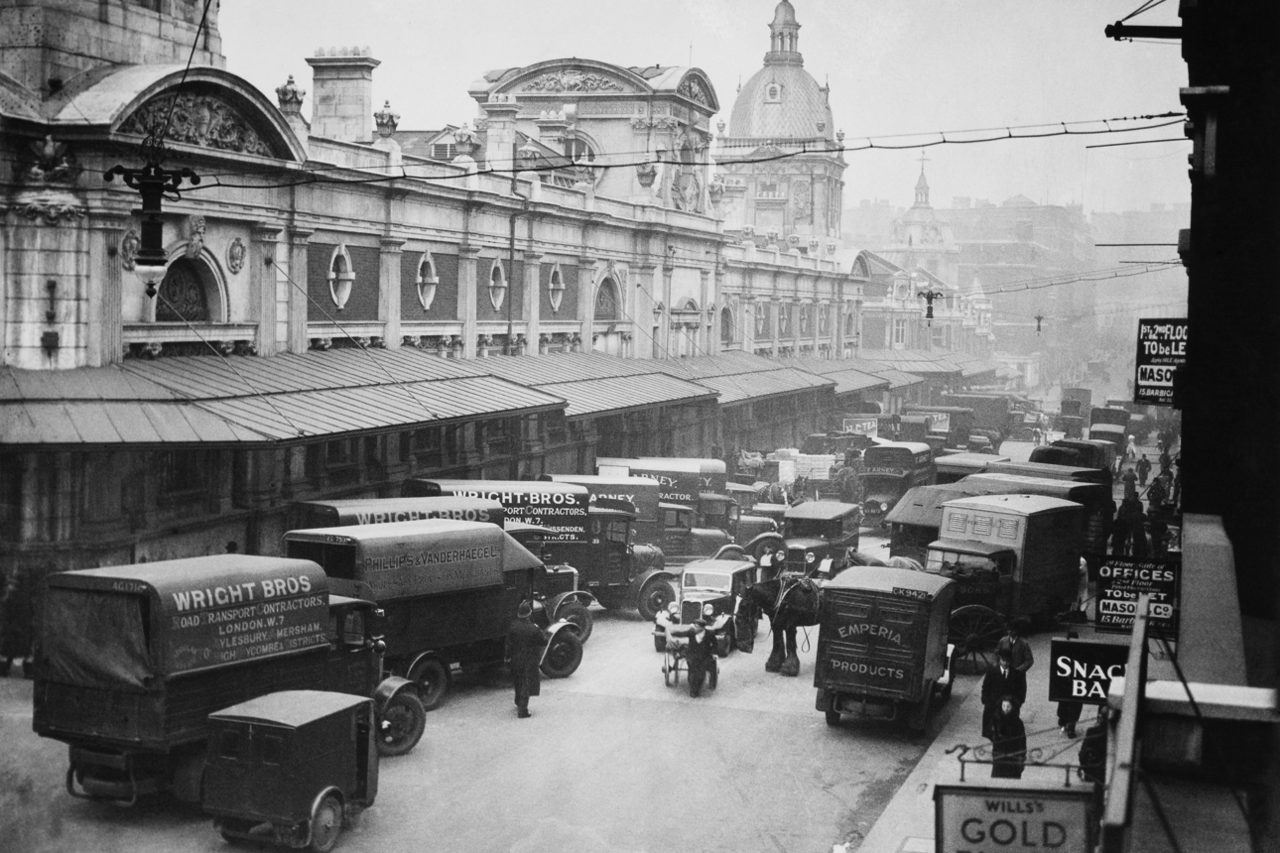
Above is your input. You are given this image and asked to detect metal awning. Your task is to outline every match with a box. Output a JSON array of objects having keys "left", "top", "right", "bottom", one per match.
[
  {"left": 0, "top": 350, "right": 566, "bottom": 447},
  {"left": 539, "top": 374, "right": 718, "bottom": 418}
]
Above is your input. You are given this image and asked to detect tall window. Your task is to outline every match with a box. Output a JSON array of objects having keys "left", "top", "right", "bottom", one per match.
[
  {"left": 720, "top": 306, "right": 735, "bottom": 344},
  {"left": 156, "top": 258, "right": 210, "bottom": 322},
  {"left": 548, "top": 265, "right": 565, "bottom": 314},
  {"left": 595, "top": 277, "right": 619, "bottom": 321},
  {"left": 892, "top": 319, "right": 907, "bottom": 346}
]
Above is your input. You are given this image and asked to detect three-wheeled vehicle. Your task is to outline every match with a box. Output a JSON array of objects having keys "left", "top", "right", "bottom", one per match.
[
  {"left": 283, "top": 520, "right": 584, "bottom": 711},
  {"left": 746, "top": 500, "right": 863, "bottom": 579},
  {"left": 34, "top": 556, "right": 424, "bottom": 804},
  {"left": 652, "top": 558, "right": 759, "bottom": 657},
  {"left": 860, "top": 442, "right": 936, "bottom": 527},
  {"left": 206, "top": 691, "right": 377, "bottom": 853},
  {"left": 815, "top": 566, "right": 956, "bottom": 731}
]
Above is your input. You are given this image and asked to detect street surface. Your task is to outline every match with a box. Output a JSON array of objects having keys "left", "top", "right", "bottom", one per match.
[{"left": 2, "top": 532, "right": 957, "bottom": 853}]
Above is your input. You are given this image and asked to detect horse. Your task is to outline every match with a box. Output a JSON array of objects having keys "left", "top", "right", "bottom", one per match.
[
  {"left": 742, "top": 573, "right": 823, "bottom": 677},
  {"left": 845, "top": 550, "right": 887, "bottom": 567}
]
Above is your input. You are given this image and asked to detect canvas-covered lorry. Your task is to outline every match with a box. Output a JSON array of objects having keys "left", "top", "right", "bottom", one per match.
[
  {"left": 33, "top": 555, "right": 425, "bottom": 804},
  {"left": 815, "top": 566, "right": 956, "bottom": 731},
  {"left": 402, "top": 479, "right": 590, "bottom": 543},
  {"left": 926, "top": 494, "right": 1084, "bottom": 643},
  {"left": 283, "top": 520, "right": 584, "bottom": 711}
]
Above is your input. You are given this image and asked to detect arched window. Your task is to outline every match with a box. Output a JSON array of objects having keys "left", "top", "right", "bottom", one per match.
[
  {"left": 799, "top": 303, "right": 811, "bottom": 334},
  {"left": 566, "top": 138, "right": 595, "bottom": 166},
  {"left": 548, "top": 265, "right": 565, "bottom": 314},
  {"left": 489, "top": 260, "right": 507, "bottom": 310},
  {"left": 720, "top": 306, "right": 735, "bottom": 344},
  {"left": 595, "top": 277, "right": 620, "bottom": 321},
  {"left": 156, "top": 257, "right": 210, "bottom": 322}
]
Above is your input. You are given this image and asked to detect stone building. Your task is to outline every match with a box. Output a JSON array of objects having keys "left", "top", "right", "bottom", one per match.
[
  {"left": 0, "top": 0, "right": 858, "bottom": 638},
  {"left": 714, "top": 0, "right": 846, "bottom": 246}
]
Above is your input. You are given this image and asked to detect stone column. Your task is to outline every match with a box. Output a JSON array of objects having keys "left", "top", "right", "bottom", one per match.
[
  {"left": 379, "top": 237, "right": 405, "bottom": 349},
  {"left": 699, "top": 267, "right": 714, "bottom": 355},
  {"left": 523, "top": 250, "right": 543, "bottom": 356},
  {"left": 578, "top": 256, "right": 595, "bottom": 350},
  {"left": 286, "top": 228, "right": 313, "bottom": 354},
  {"left": 745, "top": 295, "right": 758, "bottom": 352},
  {"left": 633, "top": 263, "right": 657, "bottom": 359},
  {"left": 457, "top": 245, "right": 481, "bottom": 359},
  {"left": 88, "top": 213, "right": 128, "bottom": 366},
  {"left": 251, "top": 225, "right": 281, "bottom": 356},
  {"left": 660, "top": 260, "right": 674, "bottom": 359}
]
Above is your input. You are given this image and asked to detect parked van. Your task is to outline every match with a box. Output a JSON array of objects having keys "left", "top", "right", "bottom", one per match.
[
  {"left": 290, "top": 496, "right": 505, "bottom": 531},
  {"left": 861, "top": 442, "right": 936, "bottom": 527},
  {"left": 403, "top": 479, "right": 590, "bottom": 543},
  {"left": 284, "top": 520, "right": 583, "bottom": 711}
]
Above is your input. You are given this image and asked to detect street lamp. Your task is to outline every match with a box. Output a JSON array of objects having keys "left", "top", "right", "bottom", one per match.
[
  {"left": 1035, "top": 313, "right": 1045, "bottom": 335},
  {"left": 917, "top": 286, "right": 945, "bottom": 327}
]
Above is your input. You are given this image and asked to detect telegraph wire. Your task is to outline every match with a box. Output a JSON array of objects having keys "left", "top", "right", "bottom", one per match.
[
  {"left": 269, "top": 260, "right": 446, "bottom": 425},
  {"left": 151, "top": 289, "right": 310, "bottom": 439},
  {"left": 149, "top": 0, "right": 216, "bottom": 159}
]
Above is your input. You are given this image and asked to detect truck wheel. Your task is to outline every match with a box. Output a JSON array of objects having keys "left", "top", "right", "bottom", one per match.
[
  {"left": 540, "top": 631, "right": 583, "bottom": 678},
  {"left": 825, "top": 709, "right": 841, "bottom": 727},
  {"left": 309, "top": 794, "right": 343, "bottom": 853},
  {"left": 556, "top": 602, "right": 593, "bottom": 643},
  {"left": 377, "top": 690, "right": 425, "bottom": 757},
  {"left": 407, "top": 657, "right": 450, "bottom": 712},
  {"left": 636, "top": 579, "right": 674, "bottom": 621}
]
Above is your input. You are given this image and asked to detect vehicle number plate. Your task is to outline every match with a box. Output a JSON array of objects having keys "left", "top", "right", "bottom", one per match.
[{"left": 892, "top": 587, "right": 932, "bottom": 601}]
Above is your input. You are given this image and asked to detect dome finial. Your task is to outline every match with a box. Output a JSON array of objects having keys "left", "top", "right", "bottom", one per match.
[{"left": 768, "top": 0, "right": 802, "bottom": 62}]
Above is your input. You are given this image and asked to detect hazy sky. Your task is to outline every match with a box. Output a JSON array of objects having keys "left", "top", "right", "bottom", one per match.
[{"left": 218, "top": 0, "right": 1189, "bottom": 216}]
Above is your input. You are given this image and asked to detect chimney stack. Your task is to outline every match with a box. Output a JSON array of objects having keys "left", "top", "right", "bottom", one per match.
[{"left": 306, "top": 46, "right": 380, "bottom": 143}]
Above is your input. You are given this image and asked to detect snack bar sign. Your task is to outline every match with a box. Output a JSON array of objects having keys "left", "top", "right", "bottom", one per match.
[
  {"left": 1095, "top": 556, "right": 1180, "bottom": 639},
  {"left": 1048, "top": 639, "right": 1129, "bottom": 705},
  {"left": 1134, "top": 318, "right": 1187, "bottom": 406}
]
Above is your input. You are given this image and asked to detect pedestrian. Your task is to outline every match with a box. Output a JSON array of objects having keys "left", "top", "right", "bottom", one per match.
[
  {"left": 685, "top": 620, "right": 717, "bottom": 698},
  {"left": 1171, "top": 460, "right": 1182, "bottom": 510},
  {"left": 1158, "top": 447, "right": 1172, "bottom": 475},
  {"left": 1032, "top": 426, "right": 1042, "bottom": 446},
  {"left": 1056, "top": 630, "right": 1084, "bottom": 738},
  {"left": 1125, "top": 434, "right": 1137, "bottom": 462},
  {"left": 996, "top": 618, "right": 1034, "bottom": 675},
  {"left": 990, "top": 696, "right": 1028, "bottom": 779},
  {"left": 506, "top": 600, "right": 549, "bottom": 718},
  {"left": 1078, "top": 707, "right": 1110, "bottom": 785},
  {"left": 981, "top": 649, "right": 1027, "bottom": 739},
  {"left": 1121, "top": 465, "right": 1138, "bottom": 502},
  {"left": 1110, "top": 499, "right": 1134, "bottom": 556},
  {"left": 1148, "top": 474, "right": 1168, "bottom": 514},
  {"left": 1130, "top": 504, "right": 1149, "bottom": 558},
  {"left": 1135, "top": 454, "right": 1151, "bottom": 487}
]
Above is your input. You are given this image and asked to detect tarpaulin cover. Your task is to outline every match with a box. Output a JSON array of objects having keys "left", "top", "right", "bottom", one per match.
[{"left": 42, "top": 589, "right": 154, "bottom": 692}]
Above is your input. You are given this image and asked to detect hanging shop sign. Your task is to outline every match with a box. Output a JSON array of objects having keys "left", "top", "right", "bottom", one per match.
[
  {"left": 1095, "top": 555, "right": 1180, "bottom": 639},
  {"left": 934, "top": 785, "right": 1096, "bottom": 853},
  {"left": 1048, "top": 638, "right": 1130, "bottom": 704},
  {"left": 1134, "top": 318, "right": 1187, "bottom": 407}
]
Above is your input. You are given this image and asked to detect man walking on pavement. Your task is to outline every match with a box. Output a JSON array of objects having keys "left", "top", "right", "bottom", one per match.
[
  {"left": 997, "top": 618, "right": 1034, "bottom": 675},
  {"left": 506, "top": 600, "right": 549, "bottom": 718},
  {"left": 1121, "top": 465, "right": 1138, "bottom": 502},
  {"left": 981, "top": 649, "right": 1027, "bottom": 740},
  {"left": 1135, "top": 453, "right": 1151, "bottom": 487}
]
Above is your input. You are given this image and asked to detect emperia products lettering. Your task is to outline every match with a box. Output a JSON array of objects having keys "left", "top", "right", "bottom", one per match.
[{"left": 830, "top": 659, "right": 905, "bottom": 680}]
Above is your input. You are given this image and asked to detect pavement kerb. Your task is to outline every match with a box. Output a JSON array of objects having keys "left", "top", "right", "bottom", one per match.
[{"left": 853, "top": 631, "right": 1090, "bottom": 853}]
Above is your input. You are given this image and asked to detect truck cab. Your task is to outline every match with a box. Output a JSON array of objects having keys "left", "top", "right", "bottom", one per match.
[
  {"left": 781, "top": 501, "right": 863, "bottom": 579},
  {"left": 206, "top": 690, "right": 378, "bottom": 853},
  {"left": 660, "top": 502, "right": 733, "bottom": 567}
]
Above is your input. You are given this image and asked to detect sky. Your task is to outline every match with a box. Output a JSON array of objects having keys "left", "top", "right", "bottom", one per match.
[{"left": 217, "top": 0, "right": 1190, "bottom": 217}]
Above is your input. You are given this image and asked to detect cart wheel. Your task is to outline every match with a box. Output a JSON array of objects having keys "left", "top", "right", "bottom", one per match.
[
  {"left": 825, "top": 709, "right": 841, "bottom": 727},
  {"left": 948, "top": 605, "right": 1005, "bottom": 674},
  {"left": 663, "top": 661, "right": 672, "bottom": 687},
  {"left": 407, "top": 657, "right": 450, "bottom": 712},
  {"left": 309, "top": 794, "right": 343, "bottom": 853},
  {"left": 540, "top": 630, "right": 583, "bottom": 678},
  {"left": 654, "top": 634, "right": 666, "bottom": 653},
  {"left": 377, "top": 690, "right": 425, "bottom": 757},
  {"left": 556, "top": 602, "right": 593, "bottom": 643},
  {"left": 708, "top": 660, "right": 718, "bottom": 690}
]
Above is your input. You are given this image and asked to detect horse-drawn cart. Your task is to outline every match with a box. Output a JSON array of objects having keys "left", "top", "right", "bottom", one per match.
[{"left": 922, "top": 495, "right": 1084, "bottom": 671}]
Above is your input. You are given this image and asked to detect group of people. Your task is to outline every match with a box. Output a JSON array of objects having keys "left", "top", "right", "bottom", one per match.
[{"left": 980, "top": 620, "right": 1110, "bottom": 783}]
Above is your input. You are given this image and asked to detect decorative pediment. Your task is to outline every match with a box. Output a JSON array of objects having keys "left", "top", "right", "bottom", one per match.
[
  {"left": 676, "top": 72, "right": 718, "bottom": 111},
  {"left": 118, "top": 91, "right": 277, "bottom": 158},
  {"left": 521, "top": 68, "right": 628, "bottom": 94}
]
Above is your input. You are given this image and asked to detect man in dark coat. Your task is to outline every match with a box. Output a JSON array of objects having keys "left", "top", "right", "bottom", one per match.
[
  {"left": 981, "top": 650, "right": 1027, "bottom": 739},
  {"left": 1135, "top": 454, "right": 1152, "bottom": 487},
  {"left": 506, "top": 601, "right": 549, "bottom": 718},
  {"left": 990, "top": 697, "right": 1028, "bottom": 779},
  {"left": 685, "top": 620, "right": 718, "bottom": 698}
]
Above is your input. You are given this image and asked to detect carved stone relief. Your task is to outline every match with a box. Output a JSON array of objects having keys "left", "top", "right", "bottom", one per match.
[
  {"left": 522, "top": 70, "right": 624, "bottom": 93},
  {"left": 118, "top": 93, "right": 275, "bottom": 158}
]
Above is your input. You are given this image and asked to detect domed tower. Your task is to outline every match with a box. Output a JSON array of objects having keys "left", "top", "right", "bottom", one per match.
[
  {"left": 882, "top": 157, "right": 959, "bottom": 285},
  {"left": 715, "top": 1, "right": 846, "bottom": 248}
]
